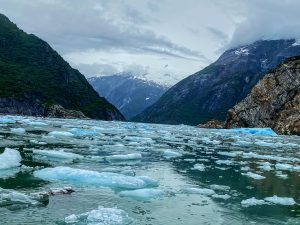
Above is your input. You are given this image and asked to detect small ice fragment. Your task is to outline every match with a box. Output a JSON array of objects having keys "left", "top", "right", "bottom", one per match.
[
  {"left": 106, "top": 153, "right": 142, "bottom": 162},
  {"left": 119, "top": 188, "right": 165, "bottom": 201},
  {"left": 209, "top": 184, "right": 230, "bottom": 191},
  {"left": 64, "top": 206, "right": 133, "bottom": 225},
  {"left": 212, "top": 194, "right": 231, "bottom": 200},
  {"left": 0, "top": 148, "right": 21, "bottom": 170},
  {"left": 48, "top": 131, "right": 74, "bottom": 137},
  {"left": 215, "top": 160, "right": 234, "bottom": 166},
  {"left": 10, "top": 128, "right": 26, "bottom": 135},
  {"left": 181, "top": 187, "right": 215, "bottom": 196},
  {"left": 242, "top": 172, "right": 265, "bottom": 180},
  {"left": 192, "top": 163, "right": 205, "bottom": 171},
  {"left": 163, "top": 150, "right": 182, "bottom": 159},
  {"left": 28, "top": 121, "right": 48, "bottom": 126},
  {"left": 33, "top": 150, "right": 84, "bottom": 160}
]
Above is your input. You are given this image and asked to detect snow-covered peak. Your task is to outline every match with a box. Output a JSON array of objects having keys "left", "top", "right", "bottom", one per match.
[{"left": 234, "top": 47, "right": 250, "bottom": 56}]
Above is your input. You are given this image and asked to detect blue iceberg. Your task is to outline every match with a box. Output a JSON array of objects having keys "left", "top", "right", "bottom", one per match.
[
  {"left": 224, "top": 128, "right": 277, "bottom": 136},
  {"left": 34, "top": 166, "right": 158, "bottom": 189}
]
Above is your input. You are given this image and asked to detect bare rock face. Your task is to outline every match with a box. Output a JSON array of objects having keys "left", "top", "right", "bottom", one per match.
[
  {"left": 225, "top": 56, "right": 300, "bottom": 135},
  {"left": 197, "top": 120, "right": 224, "bottom": 129},
  {"left": 45, "top": 105, "right": 87, "bottom": 119}
]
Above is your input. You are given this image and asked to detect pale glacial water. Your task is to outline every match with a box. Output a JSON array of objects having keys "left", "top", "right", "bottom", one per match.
[{"left": 0, "top": 115, "right": 300, "bottom": 225}]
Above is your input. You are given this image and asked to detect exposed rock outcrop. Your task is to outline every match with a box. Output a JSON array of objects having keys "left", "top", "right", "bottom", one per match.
[
  {"left": 45, "top": 105, "right": 87, "bottom": 119},
  {"left": 197, "top": 120, "right": 224, "bottom": 129},
  {"left": 225, "top": 56, "right": 300, "bottom": 135}
]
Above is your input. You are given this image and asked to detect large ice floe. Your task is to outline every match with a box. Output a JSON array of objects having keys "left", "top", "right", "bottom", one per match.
[
  {"left": 33, "top": 150, "right": 84, "bottom": 161},
  {"left": 0, "top": 148, "right": 22, "bottom": 170},
  {"left": 64, "top": 206, "right": 133, "bottom": 225},
  {"left": 34, "top": 166, "right": 158, "bottom": 189}
]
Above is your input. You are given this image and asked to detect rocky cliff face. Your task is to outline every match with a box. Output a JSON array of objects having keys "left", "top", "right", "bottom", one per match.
[
  {"left": 0, "top": 13, "right": 124, "bottom": 120},
  {"left": 135, "top": 40, "right": 300, "bottom": 125},
  {"left": 225, "top": 56, "right": 300, "bottom": 135},
  {"left": 89, "top": 74, "right": 168, "bottom": 119}
]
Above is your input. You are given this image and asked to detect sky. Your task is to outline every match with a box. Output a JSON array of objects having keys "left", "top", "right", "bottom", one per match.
[{"left": 1, "top": 0, "right": 300, "bottom": 85}]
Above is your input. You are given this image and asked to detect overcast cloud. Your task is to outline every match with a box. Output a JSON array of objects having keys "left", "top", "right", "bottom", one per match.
[{"left": 0, "top": 0, "right": 299, "bottom": 84}]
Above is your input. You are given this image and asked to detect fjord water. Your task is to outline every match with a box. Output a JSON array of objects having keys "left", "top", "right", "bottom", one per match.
[{"left": 0, "top": 116, "right": 300, "bottom": 224}]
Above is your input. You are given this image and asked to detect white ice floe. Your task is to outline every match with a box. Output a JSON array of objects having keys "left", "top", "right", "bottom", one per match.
[
  {"left": 212, "top": 194, "right": 231, "bottom": 200},
  {"left": 242, "top": 172, "right": 265, "bottom": 180},
  {"left": 241, "top": 197, "right": 268, "bottom": 207},
  {"left": 241, "top": 195, "right": 296, "bottom": 207},
  {"left": 0, "top": 188, "right": 46, "bottom": 207},
  {"left": 64, "top": 206, "right": 133, "bottom": 225},
  {"left": 33, "top": 150, "right": 84, "bottom": 161},
  {"left": 34, "top": 166, "right": 158, "bottom": 189},
  {"left": 27, "top": 121, "right": 48, "bottom": 126},
  {"left": 119, "top": 188, "right": 165, "bottom": 201},
  {"left": 257, "top": 162, "right": 273, "bottom": 171},
  {"left": 181, "top": 187, "right": 215, "bottom": 196},
  {"left": 162, "top": 150, "right": 182, "bottom": 159},
  {"left": 106, "top": 153, "right": 142, "bottom": 162},
  {"left": 275, "top": 163, "right": 300, "bottom": 172},
  {"left": 215, "top": 160, "right": 234, "bottom": 166},
  {"left": 264, "top": 195, "right": 296, "bottom": 205},
  {"left": 0, "top": 148, "right": 22, "bottom": 170},
  {"left": 10, "top": 128, "right": 26, "bottom": 135},
  {"left": 192, "top": 163, "right": 205, "bottom": 171},
  {"left": 48, "top": 131, "right": 74, "bottom": 138},
  {"left": 209, "top": 184, "right": 230, "bottom": 191}
]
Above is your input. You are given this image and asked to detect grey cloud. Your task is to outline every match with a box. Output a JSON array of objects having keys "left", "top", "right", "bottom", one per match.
[
  {"left": 228, "top": 0, "right": 300, "bottom": 47},
  {"left": 0, "top": 0, "right": 204, "bottom": 60}
]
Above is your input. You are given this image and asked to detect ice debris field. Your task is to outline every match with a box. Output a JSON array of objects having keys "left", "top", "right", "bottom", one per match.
[{"left": 0, "top": 115, "right": 300, "bottom": 224}]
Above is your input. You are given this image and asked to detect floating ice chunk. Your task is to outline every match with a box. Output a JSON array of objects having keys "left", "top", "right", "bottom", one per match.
[
  {"left": 49, "top": 187, "right": 75, "bottom": 195},
  {"left": 218, "top": 151, "right": 242, "bottom": 157},
  {"left": 10, "top": 128, "right": 26, "bottom": 135},
  {"left": 275, "top": 163, "right": 294, "bottom": 171},
  {"left": 257, "top": 162, "right": 273, "bottom": 171},
  {"left": 264, "top": 196, "right": 296, "bottom": 205},
  {"left": 241, "top": 197, "right": 268, "bottom": 207},
  {"left": 209, "top": 184, "right": 230, "bottom": 191},
  {"left": 106, "top": 153, "right": 142, "bottom": 162},
  {"left": 181, "top": 187, "right": 215, "bottom": 196},
  {"left": 192, "top": 163, "right": 205, "bottom": 171},
  {"left": 64, "top": 206, "right": 133, "bottom": 225},
  {"left": 28, "top": 121, "right": 48, "bottom": 126},
  {"left": 119, "top": 188, "right": 165, "bottom": 201},
  {"left": 163, "top": 150, "right": 182, "bottom": 159},
  {"left": 212, "top": 194, "right": 231, "bottom": 200},
  {"left": 34, "top": 167, "right": 158, "bottom": 189},
  {"left": 33, "top": 150, "right": 84, "bottom": 161},
  {"left": 241, "top": 196, "right": 296, "bottom": 207},
  {"left": 48, "top": 131, "right": 74, "bottom": 137},
  {"left": 242, "top": 172, "right": 265, "bottom": 180},
  {"left": 69, "top": 128, "right": 98, "bottom": 137},
  {"left": 183, "top": 158, "right": 196, "bottom": 162},
  {"left": 215, "top": 160, "right": 234, "bottom": 166},
  {"left": 0, "top": 188, "right": 46, "bottom": 207},
  {"left": 0, "top": 117, "right": 16, "bottom": 124},
  {"left": 0, "top": 148, "right": 21, "bottom": 170},
  {"left": 225, "top": 128, "right": 277, "bottom": 136}
]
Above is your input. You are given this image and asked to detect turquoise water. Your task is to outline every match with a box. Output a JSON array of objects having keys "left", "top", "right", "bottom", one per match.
[{"left": 0, "top": 115, "right": 300, "bottom": 224}]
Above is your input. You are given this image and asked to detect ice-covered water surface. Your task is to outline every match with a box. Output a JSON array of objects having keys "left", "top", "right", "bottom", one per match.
[{"left": 0, "top": 116, "right": 300, "bottom": 225}]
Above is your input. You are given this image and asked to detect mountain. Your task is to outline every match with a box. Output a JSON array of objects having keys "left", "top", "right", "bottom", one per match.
[
  {"left": 134, "top": 39, "right": 300, "bottom": 125},
  {"left": 0, "top": 14, "right": 124, "bottom": 120},
  {"left": 225, "top": 55, "right": 300, "bottom": 135},
  {"left": 88, "top": 74, "right": 168, "bottom": 119}
]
